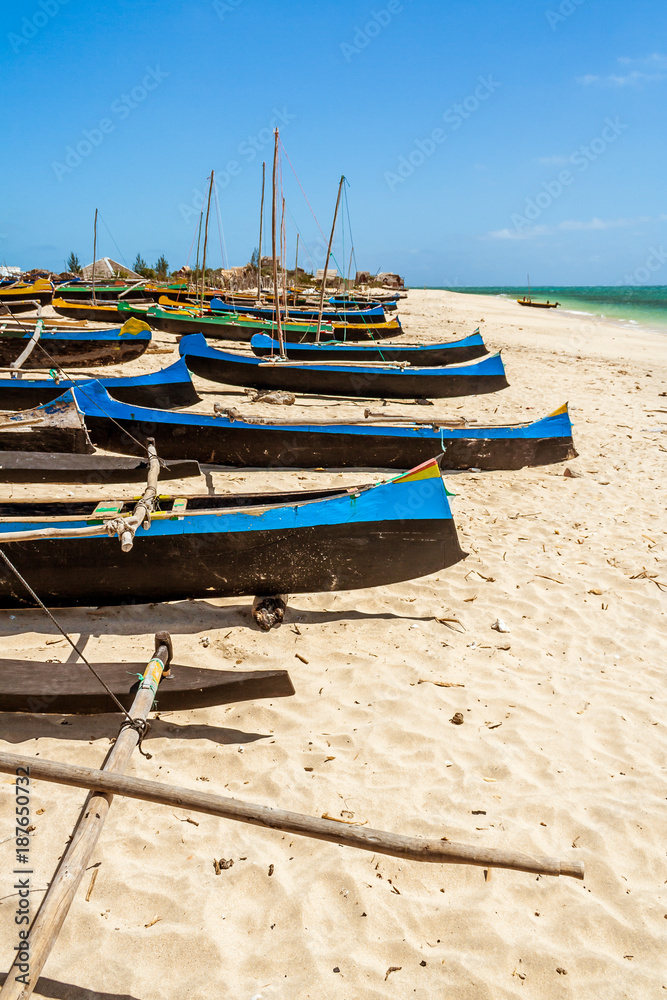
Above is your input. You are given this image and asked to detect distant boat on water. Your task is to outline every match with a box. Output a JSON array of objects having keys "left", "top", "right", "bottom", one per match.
[{"left": 516, "top": 275, "right": 559, "bottom": 309}]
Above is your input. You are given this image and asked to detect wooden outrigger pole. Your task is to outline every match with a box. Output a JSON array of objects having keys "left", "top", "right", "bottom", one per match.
[
  {"left": 316, "top": 175, "right": 344, "bottom": 343},
  {"left": 0, "top": 748, "right": 585, "bottom": 885},
  {"left": 257, "top": 161, "right": 265, "bottom": 301},
  {"left": 0, "top": 634, "right": 173, "bottom": 1000},
  {"left": 271, "top": 130, "right": 285, "bottom": 359},
  {"left": 91, "top": 208, "right": 98, "bottom": 306}
]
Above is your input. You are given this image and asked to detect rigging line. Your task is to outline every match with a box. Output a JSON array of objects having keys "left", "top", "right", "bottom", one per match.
[
  {"left": 29, "top": 341, "right": 152, "bottom": 456},
  {"left": 283, "top": 205, "right": 317, "bottom": 272},
  {"left": 212, "top": 179, "right": 228, "bottom": 274},
  {"left": 97, "top": 213, "right": 130, "bottom": 271},
  {"left": 0, "top": 548, "right": 135, "bottom": 723},
  {"left": 184, "top": 211, "right": 201, "bottom": 269},
  {"left": 343, "top": 184, "right": 357, "bottom": 283},
  {"left": 278, "top": 137, "right": 327, "bottom": 243},
  {"left": 6, "top": 313, "right": 156, "bottom": 457}
]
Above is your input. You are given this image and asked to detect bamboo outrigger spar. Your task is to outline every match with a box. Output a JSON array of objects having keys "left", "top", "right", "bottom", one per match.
[{"left": 0, "top": 626, "right": 583, "bottom": 1000}]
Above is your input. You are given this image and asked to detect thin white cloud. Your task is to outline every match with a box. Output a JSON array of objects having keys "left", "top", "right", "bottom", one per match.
[
  {"left": 557, "top": 217, "right": 632, "bottom": 231},
  {"left": 486, "top": 214, "right": 666, "bottom": 241},
  {"left": 486, "top": 226, "right": 549, "bottom": 241},
  {"left": 535, "top": 155, "right": 569, "bottom": 166},
  {"left": 577, "top": 53, "right": 667, "bottom": 87}
]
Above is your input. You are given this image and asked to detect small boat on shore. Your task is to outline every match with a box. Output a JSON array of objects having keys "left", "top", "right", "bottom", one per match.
[
  {"left": 119, "top": 300, "right": 404, "bottom": 341},
  {"left": 52, "top": 296, "right": 155, "bottom": 323},
  {"left": 179, "top": 333, "right": 508, "bottom": 400},
  {"left": 209, "top": 296, "right": 387, "bottom": 324},
  {"left": 0, "top": 357, "right": 197, "bottom": 410},
  {"left": 0, "top": 316, "right": 152, "bottom": 367},
  {"left": 0, "top": 457, "right": 464, "bottom": 607},
  {"left": 250, "top": 330, "right": 488, "bottom": 366},
  {"left": 0, "top": 278, "right": 54, "bottom": 307}
]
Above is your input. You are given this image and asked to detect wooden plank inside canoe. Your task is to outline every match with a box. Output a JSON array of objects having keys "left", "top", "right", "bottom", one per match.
[{"left": 0, "top": 661, "right": 295, "bottom": 713}]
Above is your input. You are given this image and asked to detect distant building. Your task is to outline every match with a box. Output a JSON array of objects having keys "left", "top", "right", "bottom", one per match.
[
  {"left": 376, "top": 272, "right": 404, "bottom": 289},
  {"left": 315, "top": 267, "right": 339, "bottom": 282},
  {"left": 0, "top": 265, "right": 22, "bottom": 279},
  {"left": 82, "top": 257, "right": 142, "bottom": 280}
]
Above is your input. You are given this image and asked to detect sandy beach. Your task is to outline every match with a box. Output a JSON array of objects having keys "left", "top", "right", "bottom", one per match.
[{"left": 1, "top": 288, "right": 665, "bottom": 999}]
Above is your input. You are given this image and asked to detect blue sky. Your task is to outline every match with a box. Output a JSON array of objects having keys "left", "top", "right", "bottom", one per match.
[{"left": 1, "top": 0, "right": 666, "bottom": 286}]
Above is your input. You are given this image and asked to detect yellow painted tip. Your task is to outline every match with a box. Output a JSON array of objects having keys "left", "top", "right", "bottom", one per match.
[
  {"left": 120, "top": 317, "right": 151, "bottom": 336},
  {"left": 393, "top": 457, "right": 441, "bottom": 484},
  {"left": 548, "top": 402, "right": 569, "bottom": 417}
]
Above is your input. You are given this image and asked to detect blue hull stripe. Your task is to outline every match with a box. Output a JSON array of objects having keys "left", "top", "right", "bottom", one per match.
[
  {"left": 0, "top": 471, "right": 453, "bottom": 538},
  {"left": 40, "top": 380, "right": 572, "bottom": 443},
  {"left": 250, "top": 332, "right": 485, "bottom": 353}
]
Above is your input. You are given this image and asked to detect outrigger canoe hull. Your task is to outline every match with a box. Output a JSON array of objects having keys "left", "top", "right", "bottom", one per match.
[
  {"left": 0, "top": 358, "right": 198, "bottom": 410},
  {"left": 179, "top": 334, "right": 507, "bottom": 399},
  {"left": 250, "top": 331, "right": 489, "bottom": 366},
  {"left": 0, "top": 318, "right": 152, "bottom": 368},
  {"left": 0, "top": 460, "right": 464, "bottom": 608},
  {"left": 0, "top": 383, "right": 577, "bottom": 471}
]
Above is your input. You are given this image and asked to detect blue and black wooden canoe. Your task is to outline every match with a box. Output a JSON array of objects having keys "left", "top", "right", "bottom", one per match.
[
  {"left": 0, "top": 358, "right": 198, "bottom": 410},
  {"left": 250, "top": 330, "right": 488, "bottom": 366},
  {"left": 179, "top": 333, "right": 507, "bottom": 399},
  {"left": 0, "top": 458, "right": 464, "bottom": 608},
  {"left": 209, "top": 296, "right": 386, "bottom": 324},
  {"left": 0, "top": 317, "right": 152, "bottom": 367},
  {"left": 13, "top": 381, "right": 576, "bottom": 471}
]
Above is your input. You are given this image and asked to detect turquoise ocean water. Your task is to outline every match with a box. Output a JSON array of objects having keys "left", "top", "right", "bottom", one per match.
[{"left": 435, "top": 286, "right": 667, "bottom": 334}]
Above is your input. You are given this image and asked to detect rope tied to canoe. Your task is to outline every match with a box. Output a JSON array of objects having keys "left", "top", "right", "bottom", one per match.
[
  {"left": 118, "top": 717, "right": 152, "bottom": 758},
  {"left": 0, "top": 547, "right": 135, "bottom": 724}
]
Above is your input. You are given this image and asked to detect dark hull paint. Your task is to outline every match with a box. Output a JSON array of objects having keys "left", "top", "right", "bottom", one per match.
[
  {"left": 0, "top": 301, "right": 42, "bottom": 315},
  {"left": 181, "top": 347, "right": 508, "bottom": 399},
  {"left": 85, "top": 413, "right": 575, "bottom": 471},
  {"left": 0, "top": 291, "right": 53, "bottom": 306},
  {"left": 0, "top": 334, "right": 150, "bottom": 368},
  {"left": 0, "top": 452, "right": 201, "bottom": 484},
  {"left": 0, "top": 368, "right": 199, "bottom": 411},
  {"left": 0, "top": 661, "right": 294, "bottom": 713},
  {"left": 210, "top": 298, "right": 386, "bottom": 324},
  {"left": 142, "top": 309, "right": 403, "bottom": 342},
  {"left": 0, "top": 518, "right": 463, "bottom": 608},
  {"left": 250, "top": 334, "right": 489, "bottom": 366}
]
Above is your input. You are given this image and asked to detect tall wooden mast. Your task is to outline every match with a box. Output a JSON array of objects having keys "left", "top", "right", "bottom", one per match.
[
  {"left": 316, "top": 175, "right": 345, "bottom": 342},
  {"left": 257, "top": 161, "right": 265, "bottom": 301},
  {"left": 91, "top": 208, "right": 98, "bottom": 305},
  {"left": 200, "top": 171, "right": 214, "bottom": 310},
  {"left": 271, "top": 130, "right": 285, "bottom": 358}
]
